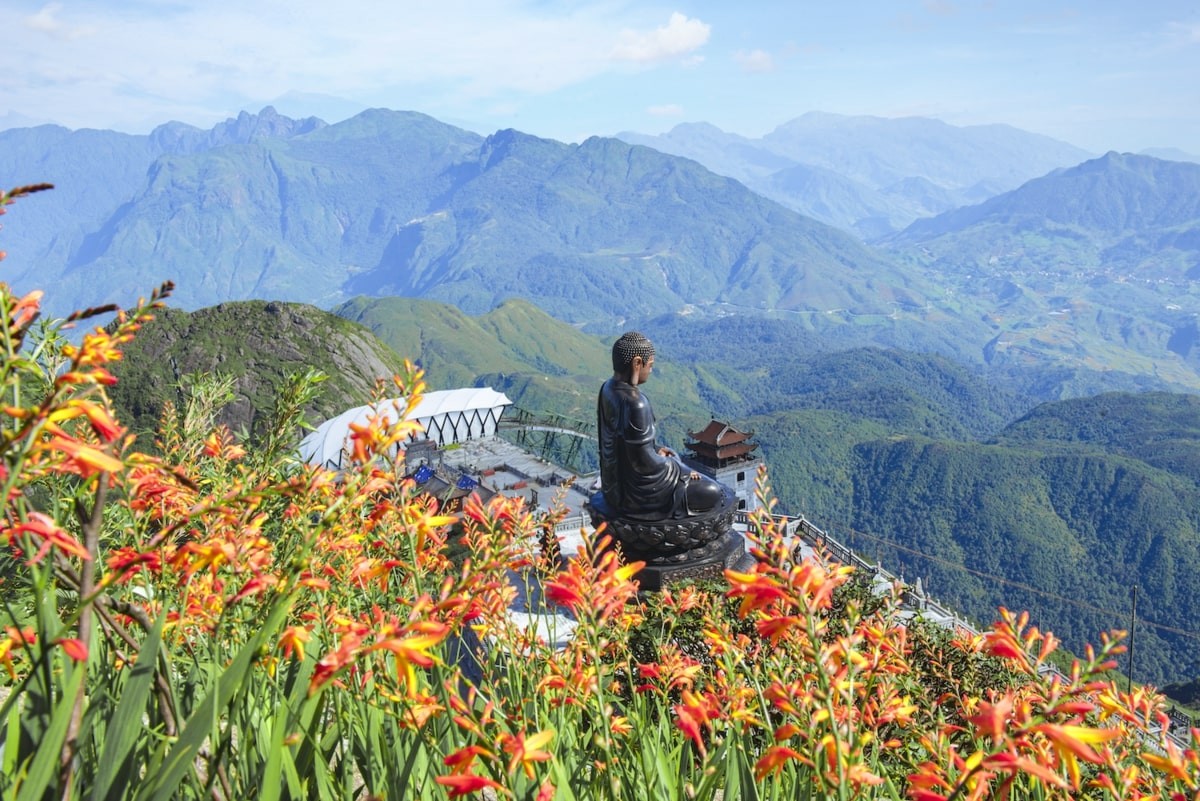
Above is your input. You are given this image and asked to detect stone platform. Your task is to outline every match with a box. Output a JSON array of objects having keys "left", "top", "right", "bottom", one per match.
[{"left": 585, "top": 488, "right": 755, "bottom": 591}]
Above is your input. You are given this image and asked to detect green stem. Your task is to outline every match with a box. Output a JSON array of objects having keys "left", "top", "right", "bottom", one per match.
[{"left": 59, "top": 477, "right": 106, "bottom": 797}]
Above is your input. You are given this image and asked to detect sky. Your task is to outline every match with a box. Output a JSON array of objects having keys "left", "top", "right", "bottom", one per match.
[{"left": 2, "top": 1, "right": 1199, "bottom": 155}]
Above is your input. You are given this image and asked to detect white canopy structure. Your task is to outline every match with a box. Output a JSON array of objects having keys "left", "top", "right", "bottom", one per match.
[{"left": 298, "top": 387, "right": 512, "bottom": 470}]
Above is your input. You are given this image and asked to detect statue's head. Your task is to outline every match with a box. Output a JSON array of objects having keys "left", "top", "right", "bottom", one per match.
[{"left": 612, "top": 331, "right": 655, "bottom": 376}]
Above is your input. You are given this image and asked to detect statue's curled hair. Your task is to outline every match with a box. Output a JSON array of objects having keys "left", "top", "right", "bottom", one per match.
[{"left": 612, "top": 331, "right": 655, "bottom": 373}]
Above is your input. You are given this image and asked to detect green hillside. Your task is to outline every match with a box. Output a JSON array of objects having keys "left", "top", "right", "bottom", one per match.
[
  {"left": 836, "top": 436, "right": 1200, "bottom": 688},
  {"left": 106, "top": 301, "right": 410, "bottom": 441}
]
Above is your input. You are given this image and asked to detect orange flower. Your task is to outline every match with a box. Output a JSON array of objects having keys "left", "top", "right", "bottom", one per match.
[
  {"left": 46, "top": 399, "right": 124, "bottom": 443},
  {"left": 370, "top": 620, "right": 449, "bottom": 696},
  {"left": 104, "top": 547, "right": 162, "bottom": 582},
  {"left": 755, "top": 745, "right": 805, "bottom": 780},
  {"left": 725, "top": 569, "right": 788, "bottom": 616},
  {"left": 8, "top": 289, "right": 43, "bottom": 331},
  {"left": 46, "top": 434, "right": 124, "bottom": 477},
  {"left": 674, "top": 689, "right": 720, "bottom": 758},
  {"left": 0, "top": 626, "right": 36, "bottom": 680},
  {"left": 543, "top": 534, "right": 642, "bottom": 622},
  {"left": 1032, "top": 722, "right": 1121, "bottom": 788},
  {"left": 202, "top": 428, "right": 247, "bottom": 460},
  {"left": 967, "top": 693, "right": 1014, "bottom": 744},
  {"left": 6, "top": 512, "right": 90, "bottom": 563},
  {"left": 444, "top": 744, "right": 496, "bottom": 774},
  {"left": 277, "top": 626, "right": 311, "bottom": 661},
  {"left": 500, "top": 728, "right": 554, "bottom": 779},
  {"left": 57, "top": 637, "right": 88, "bottom": 662}
]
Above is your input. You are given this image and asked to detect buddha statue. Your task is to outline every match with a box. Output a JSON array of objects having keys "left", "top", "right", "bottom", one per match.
[{"left": 596, "top": 332, "right": 725, "bottom": 522}]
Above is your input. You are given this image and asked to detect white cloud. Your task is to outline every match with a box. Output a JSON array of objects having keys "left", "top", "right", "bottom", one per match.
[
  {"left": 24, "top": 2, "right": 94, "bottom": 40},
  {"left": 734, "top": 49, "right": 776, "bottom": 73},
  {"left": 647, "top": 103, "right": 684, "bottom": 117},
  {"left": 1166, "top": 20, "right": 1200, "bottom": 44},
  {"left": 0, "top": 1, "right": 651, "bottom": 130},
  {"left": 611, "top": 12, "right": 710, "bottom": 64}
]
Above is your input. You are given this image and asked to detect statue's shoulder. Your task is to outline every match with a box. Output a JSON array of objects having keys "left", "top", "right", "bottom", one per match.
[
  {"left": 602, "top": 378, "right": 636, "bottom": 400},
  {"left": 601, "top": 379, "right": 651, "bottom": 423}
]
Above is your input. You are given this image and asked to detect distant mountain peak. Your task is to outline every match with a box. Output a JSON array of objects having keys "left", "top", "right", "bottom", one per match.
[
  {"left": 212, "top": 105, "right": 326, "bottom": 142},
  {"left": 148, "top": 105, "right": 326, "bottom": 154}
]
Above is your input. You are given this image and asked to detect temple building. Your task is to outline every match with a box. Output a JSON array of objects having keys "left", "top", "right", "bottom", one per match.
[{"left": 682, "top": 420, "right": 762, "bottom": 513}]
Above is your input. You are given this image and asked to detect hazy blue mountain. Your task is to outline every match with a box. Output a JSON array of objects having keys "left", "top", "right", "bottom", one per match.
[
  {"left": 762, "top": 112, "right": 1092, "bottom": 193},
  {"left": 617, "top": 112, "right": 1093, "bottom": 236},
  {"left": 0, "top": 125, "right": 162, "bottom": 270},
  {"left": 2, "top": 108, "right": 928, "bottom": 329},
  {"left": 0, "top": 107, "right": 329, "bottom": 271},
  {"left": 895, "top": 152, "right": 1200, "bottom": 242},
  {"left": 880, "top": 152, "right": 1200, "bottom": 388},
  {"left": 615, "top": 122, "right": 795, "bottom": 184},
  {"left": 149, "top": 106, "right": 327, "bottom": 153}
]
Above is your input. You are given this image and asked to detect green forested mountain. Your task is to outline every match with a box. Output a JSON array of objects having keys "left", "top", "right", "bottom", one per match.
[
  {"left": 750, "top": 389, "right": 1200, "bottom": 688},
  {"left": 838, "top": 436, "right": 1200, "bottom": 688},
  {"left": 106, "top": 300, "right": 409, "bottom": 440}
]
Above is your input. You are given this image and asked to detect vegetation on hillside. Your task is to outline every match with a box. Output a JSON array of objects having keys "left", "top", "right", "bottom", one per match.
[
  {"left": 8, "top": 182, "right": 1200, "bottom": 800},
  {"left": 105, "top": 301, "right": 409, "bottom": 442}
]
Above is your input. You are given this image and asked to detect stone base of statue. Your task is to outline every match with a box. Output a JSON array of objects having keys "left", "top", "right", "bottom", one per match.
[{"left": 585, "top": 488, "right": 756, "bottom": 592}]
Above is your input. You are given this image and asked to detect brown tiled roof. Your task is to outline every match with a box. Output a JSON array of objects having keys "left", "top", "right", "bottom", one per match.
[{"left": 687, "top": 419, "right": 753, "bottom": 446}]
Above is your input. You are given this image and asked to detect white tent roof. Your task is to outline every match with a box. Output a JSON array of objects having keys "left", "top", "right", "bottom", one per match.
[{"left": 299, "top": 387, "right": 512, "bottom": 469}]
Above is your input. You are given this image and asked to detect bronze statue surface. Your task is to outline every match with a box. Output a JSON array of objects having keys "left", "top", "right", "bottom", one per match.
[{"left": 596, "top": 332, "right": 723, "bottom": 522}]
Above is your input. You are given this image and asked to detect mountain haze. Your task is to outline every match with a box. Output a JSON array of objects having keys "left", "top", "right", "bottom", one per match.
[
  {"left": 882, "top": 152, "right": 1200, "bottom": 388},
  {"left": 618, "top": 112, "right": 1093, "bottom": 236},
  {"left": 1, "top": 107, "right": 925, "bottom": 329}
]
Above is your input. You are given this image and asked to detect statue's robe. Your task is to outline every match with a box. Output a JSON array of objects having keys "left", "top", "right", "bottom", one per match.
[{"left": 597, "top": 378, "right": 723, "bottom": 521}]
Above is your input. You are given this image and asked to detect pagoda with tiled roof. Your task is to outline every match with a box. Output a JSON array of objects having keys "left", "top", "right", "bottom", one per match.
[{"left": 682, "top": 420, "right": 762, "bottom": 513}]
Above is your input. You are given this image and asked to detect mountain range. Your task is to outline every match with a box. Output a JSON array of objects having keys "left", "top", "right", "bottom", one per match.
[
  {"left": 0, "top": 107, "right": 920, "bottom": 329},
  {"left": 617, "top": 112, "right": 1094, "bottom": 236},
  {"left": 6, "top": 106, "right": 1200, "bottom": 398}
]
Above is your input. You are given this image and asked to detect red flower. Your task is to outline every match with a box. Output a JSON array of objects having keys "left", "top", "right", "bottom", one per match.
[
  {"left": 6, "top": 512, "right": 91, "bottom": 563},
  {"left": 434, "top": 773, "right": 503, "bottom": 797},
  {"left": 58, "top": 638, "right": 88, "bottom": 662}
]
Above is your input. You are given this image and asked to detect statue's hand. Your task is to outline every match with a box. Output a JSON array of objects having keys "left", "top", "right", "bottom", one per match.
[{"left": 689, "top": 471, "right": 701, "bottom": 480}]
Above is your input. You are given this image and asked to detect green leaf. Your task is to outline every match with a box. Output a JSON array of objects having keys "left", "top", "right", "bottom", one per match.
[
  {"left": 134, "top": 597, "right": 292, "bottom": 801},
  {"left": 257, "top": 656, "right": 317, "bottom": 801},
  {"left": 16, "top": 656, "right": 85, "bottom": 801},
  {"left": 92, "top": 611, "right": 167, "bottom": 801}
]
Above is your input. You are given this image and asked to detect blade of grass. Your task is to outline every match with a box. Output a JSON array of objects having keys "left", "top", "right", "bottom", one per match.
[
  {"left": 92, "top": 611, "right": 167, "bottom": 801},
  {"left": 135, "top": 598, "right": 292, "bottom": 801},
  {"left": 15, "top": 656, "right": 85, "bottom": 801}
]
